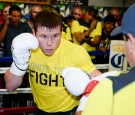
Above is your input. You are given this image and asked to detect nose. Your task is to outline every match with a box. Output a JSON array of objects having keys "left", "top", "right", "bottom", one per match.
[
  {"left": 47, "top": 38, "right": 53, "bottom": 46},
  {"left": 16, "top": 17, "right": 20, "bottom": 21}
]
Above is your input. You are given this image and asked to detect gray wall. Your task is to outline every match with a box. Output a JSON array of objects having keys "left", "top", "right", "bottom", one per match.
[{"left": 88, "top": 0, "right": 135, "bottom": 7}]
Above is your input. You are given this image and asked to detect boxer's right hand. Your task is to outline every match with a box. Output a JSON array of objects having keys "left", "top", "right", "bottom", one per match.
[
  {"left": 10, "top": 33, "right": 39, "bottom": 76},
  {"left": 62, "top": 67, "right": 93, "bottom": 96}
]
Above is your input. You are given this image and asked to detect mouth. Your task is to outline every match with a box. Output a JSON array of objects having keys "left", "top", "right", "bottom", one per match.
[{"left": 45, "top": 49, "right": 53, "bottom": 55}]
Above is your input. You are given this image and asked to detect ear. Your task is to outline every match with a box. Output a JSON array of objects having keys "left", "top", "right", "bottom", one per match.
[
  {"left": 32, "top": 29, "right": 35, "bottom": 35},
  {"left": 127, "top": 34, "right": 135, "bottom": 50}
]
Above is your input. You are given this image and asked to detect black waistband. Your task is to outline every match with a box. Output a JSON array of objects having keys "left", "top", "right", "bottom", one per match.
[{"left": 34, "top": 106, "right": 78, "bottom": 115}]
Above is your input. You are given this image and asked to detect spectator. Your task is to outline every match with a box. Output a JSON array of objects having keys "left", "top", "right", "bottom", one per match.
[
  {"left": 108, "top": 7, "right": 121, "bottom": 26},
  {"left": 71, "top": 6, "right": 102, "bottom": 63},
  {"left": 0, "top": 5, "right": 32, "bottom": 66},
  {"left": 0, "top": 3, "right": 12, "bottom": 57},
  {"left": 2, "top": 3, "right": 12, "bottom": 22},
  {"left": 82, "top": 3, "right": 135, "bottom": 115},
  {"left": 27, "top": 4, "right": 42, "bottom": 29},
  {"left": 95, "top": 15, "right": 117, "bottom": 64},
  {"left": 62, "top": 15, "right": 76, "bottom": 42},
  {"left": 4, "top": 8, "right": 102, "bottom": 114},
  {"left": 71, "top": 6, "right": 83, "bottom": 20}
]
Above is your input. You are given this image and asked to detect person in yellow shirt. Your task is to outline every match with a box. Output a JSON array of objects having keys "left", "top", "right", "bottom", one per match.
[
  {"left": 62, "top": 15, "right": 76, "bottom": 42},
  {"left": 71, "top": 6, "right": 102, "bottom": 62},
  {"left": 4, "top": 7, "right": 102, "bottom": 115},
  {"left": 82, "top": 3, "right": 135, "bottom": 115}
]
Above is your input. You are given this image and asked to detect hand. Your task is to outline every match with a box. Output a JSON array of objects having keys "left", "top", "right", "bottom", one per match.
[
  {"left": 100, "top": 47, "right": 107, "bottom": 52},
  {"left": 90, "top": 19, "right": 98, "bottom": 30},
  {"left": 4, "top": 15, "right": 11, "bottom": 26},
  {"left": 62, "top": 67, "right": 93, "bottom": 96},
  {"left": 10, "top": 33, "right": 39, "bottom": 76}
]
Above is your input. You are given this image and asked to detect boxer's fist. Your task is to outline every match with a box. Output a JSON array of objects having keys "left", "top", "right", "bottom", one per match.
[
  {"left": 10, "top": 33, "right": 39, "bottom": 76},
  {"left": 62, "top": 67, "right": 93, "bottom": 96},
  {"left": 62, "top": 67, "right": 121, "bottom": 97}
]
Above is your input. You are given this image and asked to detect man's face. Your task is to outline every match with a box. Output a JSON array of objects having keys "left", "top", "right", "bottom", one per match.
[
  {"left": 34, "top": 26, "right": 61, "bottom": 56},
  {"left": 104, "top": 22, "right": 115, "bottom": 33},
  {"left": 3, "top": 6, "right": 10, "bottom": 19},
  {"left": 72, "top": 8, "right": 82, "bottom": 20},
  {"left": 31, "top": 6, "right": 42, "bottom": 20},
  {"left": 109, "top": 9, "right": 120, "bottom": 20},
  {"left": 10, "top": 11, "right": 22, "bottom": 27},
  {"left": 84, "top": 11, "right": 96, "bottom": 23},
  {"left": 123, "top": 34, "right": 133, "bottom": 67}
]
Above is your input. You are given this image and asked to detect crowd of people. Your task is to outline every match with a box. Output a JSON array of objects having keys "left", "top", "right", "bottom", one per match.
[
  {"left": 0, "top": 2, "right": 133, "bottom": 115},
  {"left": 63, "top": 6, "right": 122, "bottom": 64},
  {"left": 0, "top": 3, "right": 123, "bottom": 65}
]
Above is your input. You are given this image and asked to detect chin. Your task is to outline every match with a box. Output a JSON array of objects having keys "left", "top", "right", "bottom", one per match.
[{"left": 45, "top": 52, "right": 54, "bottom": 56}]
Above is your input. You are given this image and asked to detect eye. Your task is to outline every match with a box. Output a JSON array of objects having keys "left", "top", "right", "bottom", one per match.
[
  {"left": 40, "top": 35, "right": 47, "bottom": 39},
  {"left": 52, "top": 34, "right": 59, "bottom": 39}
]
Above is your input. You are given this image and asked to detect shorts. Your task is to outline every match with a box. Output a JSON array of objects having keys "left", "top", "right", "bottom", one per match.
[{"left": 34, "top": 106, "right": 78, "bottom": 115}]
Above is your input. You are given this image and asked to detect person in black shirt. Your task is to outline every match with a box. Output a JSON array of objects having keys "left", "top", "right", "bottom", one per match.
[{"left": 95, "top": 15, "right": 116, "bottom": 64}]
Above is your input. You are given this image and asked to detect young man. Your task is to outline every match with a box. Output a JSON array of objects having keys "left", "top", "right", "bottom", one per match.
[
  {"left": 27, "top": 4, "right": 42, "bottom": 29},
  {"left": 4, "top": 8, "right": 101, "bottom": 114},
  {"left": 0, "top": 5, "right": 32, "bottom": 57},
  {"left": 108, "top": 7, "right": 121, "bottom": 26},
  {"left": 71, "top": 6, "right": 82, "bottom": 20},
  {"left": 95, "top": 15, "right": 116, "bottom": 64},
  {"left": 82, "top": 3, "right": 135, "bottom": 115},
  {"left": 71, "top": 6, "right": 102, "bottom": 62}
]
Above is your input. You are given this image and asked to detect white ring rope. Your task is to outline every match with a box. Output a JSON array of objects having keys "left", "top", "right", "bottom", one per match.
[{"left": 0, "top": 64, "right": 109, "bottom": 94}]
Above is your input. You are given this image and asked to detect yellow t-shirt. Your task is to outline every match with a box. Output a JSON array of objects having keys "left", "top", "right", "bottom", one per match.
[
  {"left": 28, "top": 38, "right": 96, "bottom": 112},
  {"left": 71, "top": 20, "right": 102, "bottom": 59},
  {"left": 62, "top": 24, "right": 72, "bottom": 42},
  {"left": 82, "top": 75, "right": 135, "bottom": 115}
]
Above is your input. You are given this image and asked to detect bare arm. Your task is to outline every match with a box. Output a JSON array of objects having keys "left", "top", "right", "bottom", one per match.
[
  {"left": 85, "top": 20, "right": 102, "bottom": 46},
  {"left": 89, "top": 69, "right": 102, "bottom": 77},
  {"left": 4, "top": 69, "right": 23, "bottom": 92},
  {"left": 73, "top": 20, "right": 99, "bottom": 45},
  {"left": 91, "top": 35, "right": 101, "bottom": 45},
  {"left": 73, "top": 27, "right": 96, "bottom": 44},
  {"left": 0, "top": 24, "right": 8, "bottom": 42},
  {"left": 73, "top": 32, "right": 86, "bottom": 44}
]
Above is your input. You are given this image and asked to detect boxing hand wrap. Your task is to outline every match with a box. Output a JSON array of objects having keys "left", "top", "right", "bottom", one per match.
[
  {"left": 10, "top": 33, "right": 39, "bottom": 76},
  {"left": 76, "top": 81, "right": 99, "bottom": 112},
  {"left": 76, "top": 96, "right": 88, "bottom": 112}
]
